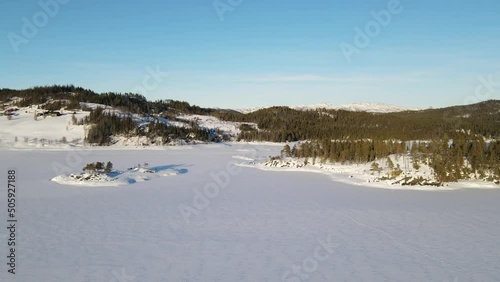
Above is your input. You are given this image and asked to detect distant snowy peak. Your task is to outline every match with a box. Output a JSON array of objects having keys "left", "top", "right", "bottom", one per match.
[
  {"left": 236, "top": 107, "right": 267, "bottom": 114},
  {"left": 237, "top": 103, "right": 421, "bottom": 114},
  {"left": 300, "top": 102, "right": 421, "bottom": 113}
]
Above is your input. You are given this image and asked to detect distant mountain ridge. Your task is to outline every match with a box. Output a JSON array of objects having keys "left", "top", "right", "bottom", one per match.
[{"left": 237, "top": 102, "right": 423, "bottom": 114}]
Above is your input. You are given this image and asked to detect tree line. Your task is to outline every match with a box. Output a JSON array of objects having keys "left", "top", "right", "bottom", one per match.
[
  {"left": 213, "top": 102, "right": 500, "bottom": 142},
  {"left": 80, "top": 107, "right": 214, "bottom": 145},
  {"left": 1, "top": 85, "right": 230, "bottom": 117}
]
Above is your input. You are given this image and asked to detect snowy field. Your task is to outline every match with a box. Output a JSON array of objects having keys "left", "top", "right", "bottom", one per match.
[
  {"left": 0, "top": 144, "right": 499, "bottom": 282},
  {"left": 0, "top": 106, "right": 88, "bottom": 145}
]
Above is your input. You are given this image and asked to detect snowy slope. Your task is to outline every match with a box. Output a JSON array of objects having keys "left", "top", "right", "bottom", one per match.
[
  {"left": 0, "top": 106, "right": 88, "bottom": 146},
  {"left": 236, "top": 106, "right": 268, "bottom": 114},
  {"left": 0, "top": 101, "right": 418, "bottom": 150},
  {"left": 0, "top": 144, "right": 498, "bottom": 282},
  {"left": 178, "top": 114, "right": 258, "bottom": 136},
  {"left": 0, "top": 104, "right": 247, "bottom": 148}
]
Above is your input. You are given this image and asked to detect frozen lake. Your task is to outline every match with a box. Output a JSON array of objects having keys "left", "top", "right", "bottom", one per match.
[{"left": 0, "top": 144, "right": 499, "bottom": 282}]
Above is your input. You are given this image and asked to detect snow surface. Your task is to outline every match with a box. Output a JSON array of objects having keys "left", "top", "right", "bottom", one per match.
[{"left": 0, "top": 144, "right": 499, "bottom": 282}]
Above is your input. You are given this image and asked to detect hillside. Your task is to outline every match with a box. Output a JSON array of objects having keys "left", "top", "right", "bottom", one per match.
[
  {"left": 0, "top": 102, "right": 254, "bottom": 148},
  {"left": 216, "top": 100, "right": 500, "bottom": 142},
  {"left": 1, "top": 85, "right": 499, "bottom": 145}
]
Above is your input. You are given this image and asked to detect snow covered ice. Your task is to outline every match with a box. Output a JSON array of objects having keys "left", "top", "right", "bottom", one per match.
[{"left": 0, "top": 144, "right": 499, "bottom": 282}]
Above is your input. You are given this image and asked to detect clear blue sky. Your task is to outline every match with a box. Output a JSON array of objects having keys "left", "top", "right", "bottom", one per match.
[{"left": 1, "top": 0, "right": 499, "bottom": 109}]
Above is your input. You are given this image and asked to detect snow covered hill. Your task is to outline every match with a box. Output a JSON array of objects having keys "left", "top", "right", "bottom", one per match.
[
  {"left": 177, "top": 114, "right": 258, "bottom": 136},
  {"left": 0, "top": 103, "right": 257, "bottom": 148},
  {"left": 0, "top": 105, "right": 88, "bottom": 147}
]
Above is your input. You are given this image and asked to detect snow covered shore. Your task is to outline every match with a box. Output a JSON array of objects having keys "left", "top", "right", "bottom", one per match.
[{"left": 238, "top": 155, "right": 500, "bottom": 190}]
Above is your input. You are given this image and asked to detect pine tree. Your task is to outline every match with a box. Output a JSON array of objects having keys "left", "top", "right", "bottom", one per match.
[
  {"left": 281, "top": 144, "right": 292, "bottom": 158},
  {"left": 83, "top": 163, "right": 96, "bottom": 173},
  {"left": 95, "top": 162, "right": 104, "bottom": 170},
  {"left": 105, "top": 161, "right": 113, "bottom": 173},
  {"left": 386, "top": 157, "right": 395, "bottom": 170}
]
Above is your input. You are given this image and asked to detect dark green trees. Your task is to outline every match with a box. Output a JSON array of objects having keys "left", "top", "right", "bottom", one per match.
[
  {"left": 105, "top": 161, "right": 113, "bottom": 173},
  {"left": 83, "top": 161, "right": 113, "bottom": 174}
]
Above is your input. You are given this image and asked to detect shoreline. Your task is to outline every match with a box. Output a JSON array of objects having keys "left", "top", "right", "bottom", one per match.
[{"left": 236, "top": 162, "right": 500, "bottom": 191}]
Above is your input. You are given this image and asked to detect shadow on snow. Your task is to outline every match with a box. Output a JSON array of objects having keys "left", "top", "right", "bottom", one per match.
[{"left": 107, "top": 164, "right": 189, "bottom": 178}]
